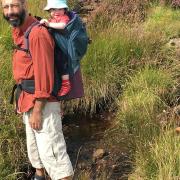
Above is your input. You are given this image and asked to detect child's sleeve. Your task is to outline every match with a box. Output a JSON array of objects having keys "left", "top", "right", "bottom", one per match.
[{"left": 61, "top": 15, "right": 70, "bottom": 24}]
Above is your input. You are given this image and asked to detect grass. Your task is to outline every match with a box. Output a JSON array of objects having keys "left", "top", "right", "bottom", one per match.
[
  {"left": 75, "top": 19, "right": 174, "bottom": 113},
  {"left": 129, "top": 129, "right": 180, "bottom": 180},
  {"left": 0, "top": 102, "right": 27, "bottom": 180},
  {"left": 1, "top": 2, "right": 178, "bottom": 113},
  {"left": 144, "top": 6, "right": 180, "bottom": 38},
  {"left": 0, "top": 0, "right": 179, "bottom": 179},
  {"left": 116, "top": 67, "right": 179, "bottom": 179},
  {"left": 117, "top": 67, "right": 174, "bottom": 143}
]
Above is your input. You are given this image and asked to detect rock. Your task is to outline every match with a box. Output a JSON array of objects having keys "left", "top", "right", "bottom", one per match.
[
  {"left": 168, "top": 38, "right": 180, "bottom": 48},
  {"left": 93, "top": 148, "right": 106, "bottom": 161},
  {"left": 77, "top": 162, "right": 87, "bottom": 169},
  {"left": 175, "top": 127, "right": 180, "bottom": 134},
  {"left": 167, "top": 38, "right": 180, "bottom": 57},
  {"left": 98, "top": 159, "right": 108, "bottom": 168}
]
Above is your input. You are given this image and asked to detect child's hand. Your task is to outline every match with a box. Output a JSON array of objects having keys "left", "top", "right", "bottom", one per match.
[{"left": 40, "top": 19, "right": 49, "bottom": 26}]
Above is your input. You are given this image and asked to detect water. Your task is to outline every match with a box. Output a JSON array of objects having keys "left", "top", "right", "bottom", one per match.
[
  {"left": 63, "top": 112, "right": 132, "bottom": 179},
  {"left": 63, "top": 112, "right": 113, "bottom": 164}
]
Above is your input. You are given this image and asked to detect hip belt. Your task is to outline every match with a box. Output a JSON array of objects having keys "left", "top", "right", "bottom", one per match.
[{"left": 10, "top": 80, "right": 35, "bottom": 105}]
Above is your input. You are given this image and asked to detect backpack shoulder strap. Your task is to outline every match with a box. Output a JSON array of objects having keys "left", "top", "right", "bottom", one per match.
[
  {"left": 24, "top": 21, "right": 40, "bottom": 54},
  {"left": 14, "top": 21, "right": 40, "bottom": 55}
]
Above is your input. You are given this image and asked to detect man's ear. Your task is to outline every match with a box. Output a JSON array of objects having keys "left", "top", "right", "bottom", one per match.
[
  {"left": 1, "top": 0, "right": 5, "bottom": 7},
  {"left": 22, "top": 0, "right": 29, "bottom": 15}
]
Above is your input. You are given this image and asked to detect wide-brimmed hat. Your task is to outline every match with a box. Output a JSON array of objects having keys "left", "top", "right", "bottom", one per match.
[{"left": 44, "top": 0, "right": 68, "bottom": 11}]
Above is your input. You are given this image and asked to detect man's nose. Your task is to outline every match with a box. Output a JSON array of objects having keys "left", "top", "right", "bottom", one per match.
[{"left": 7, "top": 5, "right": 14, "bottom": 14}]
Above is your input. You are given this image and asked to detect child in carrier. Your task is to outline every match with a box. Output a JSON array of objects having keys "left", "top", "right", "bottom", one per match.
[{"left": 40, "top": 0, "right": 71, "bottom": 96}]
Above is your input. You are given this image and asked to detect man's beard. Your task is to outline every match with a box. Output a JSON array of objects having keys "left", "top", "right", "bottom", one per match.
[{"left": 3, "top": 9, "right": 26, "bottom": 27}]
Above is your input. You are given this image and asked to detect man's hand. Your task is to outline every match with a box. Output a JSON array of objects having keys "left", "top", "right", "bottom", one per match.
[
  {"left": 29, "top": 99, "right": 46, "bottom": 130},
  {"left": 29, "top": 109, "right": 42, "bottom": 130}
]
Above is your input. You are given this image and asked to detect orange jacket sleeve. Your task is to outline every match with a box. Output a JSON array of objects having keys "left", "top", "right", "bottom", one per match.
[{"left": 29, "top": 26, "right": 55, "bottom": 99}]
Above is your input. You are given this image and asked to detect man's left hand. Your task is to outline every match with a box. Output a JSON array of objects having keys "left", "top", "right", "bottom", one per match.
[{"left": 29, "top": 110, "right": 42, "bottom": 130}]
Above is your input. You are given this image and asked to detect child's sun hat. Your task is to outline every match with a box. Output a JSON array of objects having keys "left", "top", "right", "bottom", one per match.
[{"left": 44, "top": 0, "right": 68, "bottom": 11}]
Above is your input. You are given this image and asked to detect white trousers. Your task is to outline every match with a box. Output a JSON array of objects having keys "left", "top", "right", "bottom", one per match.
[{"left": 23, "top": 102, "right": 74, "bottom": 180}]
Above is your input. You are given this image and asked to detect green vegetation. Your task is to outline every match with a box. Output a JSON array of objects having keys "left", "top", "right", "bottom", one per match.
[
  {"left": 129, "top": 130, "right": 180, "bottom": 179},
  {"left": 0, "top": 0, "right": 179, "bottom": 179}
]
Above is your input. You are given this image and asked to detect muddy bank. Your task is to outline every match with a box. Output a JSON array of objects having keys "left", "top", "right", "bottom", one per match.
[{"left": 63, "top": 112, "right": 132, "bottom": 180}]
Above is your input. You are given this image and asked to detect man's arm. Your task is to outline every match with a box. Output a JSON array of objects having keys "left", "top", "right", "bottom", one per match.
[{"left": 29, "top": 26, "right": 55, "bottom": 130}]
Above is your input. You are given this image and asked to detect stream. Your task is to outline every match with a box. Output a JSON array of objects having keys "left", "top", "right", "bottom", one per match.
[{"left": 63, "top": 112, "right": 132, "bottom": 180}]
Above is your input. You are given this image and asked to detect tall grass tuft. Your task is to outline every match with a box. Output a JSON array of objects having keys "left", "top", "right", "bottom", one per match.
[
  {"left": 117, "top": 67, "right": 174, "bottom": 144},
  {"left": 129, "top": 129, "right": 180, "bottom": 179},
  {"left": 117, "top": 66, "right": 178, "bottom": 179},
  {"left": 144, "top": 6, "right": 180, "bottom": 38},
  {"left": 68, "top": 22, "right": 167, "bottom": 113},
  {"left": 0, "top": 102, "right": 27, "bottom": 179}
]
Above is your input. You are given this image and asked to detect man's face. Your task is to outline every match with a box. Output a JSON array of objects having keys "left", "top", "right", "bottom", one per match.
[{"left": 2, "top": 0, "right": 26, "bottom": 27}]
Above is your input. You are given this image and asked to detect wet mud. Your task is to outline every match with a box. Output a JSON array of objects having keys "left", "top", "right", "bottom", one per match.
[{"left": 63, "top": 112, "right": 132, "bottom": 180}]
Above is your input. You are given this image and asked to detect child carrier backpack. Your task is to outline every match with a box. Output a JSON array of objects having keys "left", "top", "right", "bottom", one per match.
[
  {"left": 10, "top": 11, "right": 89, "bottom": 104},
  {"left": 52, "top": 11, "right": 89, "bottom": 74}
]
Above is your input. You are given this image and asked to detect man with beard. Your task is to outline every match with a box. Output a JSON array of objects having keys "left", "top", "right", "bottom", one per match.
[{"left": 1, "top": 0, "right": 74, "bottom": 180}]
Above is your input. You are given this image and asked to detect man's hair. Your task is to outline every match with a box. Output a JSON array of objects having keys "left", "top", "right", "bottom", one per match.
[
  {"left": 20, "top": 0, "right": 26, "bottom": 4},
  {"left": 14, "top": 0, "right": 26, "bottom": 5}
]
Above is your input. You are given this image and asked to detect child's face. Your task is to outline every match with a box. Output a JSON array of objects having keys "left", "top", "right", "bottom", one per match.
[{"left": 49, "top": 8, "right": 65, "bottom": 17}]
